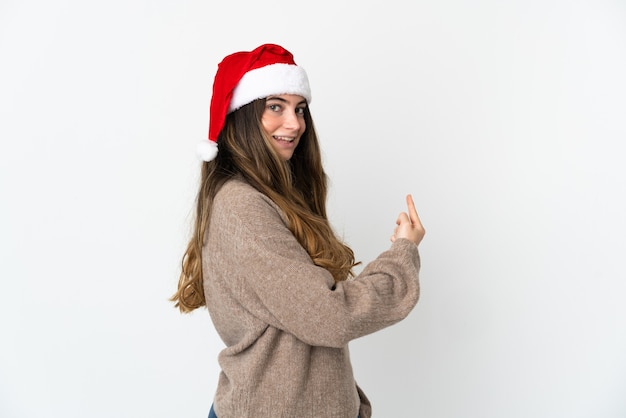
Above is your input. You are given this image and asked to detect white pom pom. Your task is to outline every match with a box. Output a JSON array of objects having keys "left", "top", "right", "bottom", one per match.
[{"left": 197, "top": 140, "right": 218, "bottom": 161}]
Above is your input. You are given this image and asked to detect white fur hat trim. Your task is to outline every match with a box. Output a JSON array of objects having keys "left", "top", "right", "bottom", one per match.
[
  {"left": 228, "top": 63, "right": 311, "bottom": 113},
  {"left": 197, "top": 140, "right": 218, "bottom": 162}
]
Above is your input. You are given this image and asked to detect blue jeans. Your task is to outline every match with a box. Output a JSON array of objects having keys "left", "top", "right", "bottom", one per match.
[
  {"left": 209, "top": 404, "right": 359, "bottom": 417},
  {"left": 209, "top": 404, "right": 217, "bottom": 418}
]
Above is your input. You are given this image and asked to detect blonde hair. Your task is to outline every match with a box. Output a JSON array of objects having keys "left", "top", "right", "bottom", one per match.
[{"left": 171, "top": 99, "right": 358, "bottom": 313}]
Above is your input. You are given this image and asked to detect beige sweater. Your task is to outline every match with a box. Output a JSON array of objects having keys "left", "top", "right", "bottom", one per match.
[{"left": 202, "top": 179, "right": 421, "bottom": 418}]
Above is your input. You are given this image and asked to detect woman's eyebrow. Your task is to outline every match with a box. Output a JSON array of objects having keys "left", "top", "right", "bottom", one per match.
[
  {"left": 266, "top": 96, "right": 287, "bottom": 102},
  {"left": 266, "top": 96, "right": 307, "bottom": 106}
]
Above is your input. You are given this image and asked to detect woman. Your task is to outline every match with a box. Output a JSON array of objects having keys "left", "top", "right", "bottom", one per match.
[{"left": 171, "top": 43, "right": 425, "bottom": 418}]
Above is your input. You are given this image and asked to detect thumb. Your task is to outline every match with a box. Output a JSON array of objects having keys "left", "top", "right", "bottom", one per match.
[{"left": 396, "top": 212, "right": 410, "bottom": 226}]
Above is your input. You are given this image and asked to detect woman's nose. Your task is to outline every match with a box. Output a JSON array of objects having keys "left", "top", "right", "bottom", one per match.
[{"left": 283, "top": 110, "right": 301, "bottom": 130}]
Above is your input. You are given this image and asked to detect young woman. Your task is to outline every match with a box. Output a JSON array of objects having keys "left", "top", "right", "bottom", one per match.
[{"left": 171, "top": 43, "right": 425, "bottom": 418}]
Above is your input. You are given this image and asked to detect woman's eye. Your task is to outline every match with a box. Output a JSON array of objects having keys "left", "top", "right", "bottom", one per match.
[
  {"left": 268, "top": 104, "right": 281, "bottom": 112},
  {"left": 296, "top": 107, "right": 306, "bottom": 115}
]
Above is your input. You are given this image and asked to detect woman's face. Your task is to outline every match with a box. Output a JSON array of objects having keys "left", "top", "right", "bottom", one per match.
[{"left": 261, "top": 94, "right": 307, "bottom": 161}]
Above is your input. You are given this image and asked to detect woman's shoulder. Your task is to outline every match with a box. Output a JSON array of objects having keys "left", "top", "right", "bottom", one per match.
[
  {"left": 214, "top": 178, "right": 278, "bottom": 217},
  {"left": 212, "top": 178, "right": 289, "bottom": 233},
  {"left": 217, "top": 177, "right": 258, "bottom": 198},
  {"left": 215, "top": 177, "right": 264, "bottom": 202}
]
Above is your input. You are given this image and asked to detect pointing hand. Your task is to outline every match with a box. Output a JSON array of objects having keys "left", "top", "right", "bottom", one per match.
[{"left": 391, "top": 194, "right": 425, "bottom": 246}]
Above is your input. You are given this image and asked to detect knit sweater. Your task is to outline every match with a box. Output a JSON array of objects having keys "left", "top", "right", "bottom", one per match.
[{"left": 202, "top": 178, "right": 421, "bottom": 418}]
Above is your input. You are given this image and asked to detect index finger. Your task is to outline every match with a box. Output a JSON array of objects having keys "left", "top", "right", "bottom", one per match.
[{"left": 406, "top": 194, "right": 422, "bottom": 227}]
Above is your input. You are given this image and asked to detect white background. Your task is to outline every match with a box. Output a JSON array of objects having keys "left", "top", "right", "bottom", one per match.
[{"left": 1, "top": 0, "right": 625, "bottom": 417}]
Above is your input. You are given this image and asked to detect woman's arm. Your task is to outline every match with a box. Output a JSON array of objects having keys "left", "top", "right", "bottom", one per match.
[{"left": 206, "top": 181, "right": 422, "bottom": 348}]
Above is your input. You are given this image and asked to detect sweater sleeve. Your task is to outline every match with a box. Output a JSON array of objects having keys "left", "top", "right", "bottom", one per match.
[{"left": 205, "top": 181, "right": 421, "bottom": 348}]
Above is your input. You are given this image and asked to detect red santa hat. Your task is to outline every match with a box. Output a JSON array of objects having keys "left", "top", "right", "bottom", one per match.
[{"left": 197, "top": 44, "right": 312, "bottom": 161}]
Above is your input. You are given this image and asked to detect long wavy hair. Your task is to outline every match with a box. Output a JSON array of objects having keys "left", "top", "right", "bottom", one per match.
[{"left": 171, "top": 99, "right": 358, "bottom": 313}]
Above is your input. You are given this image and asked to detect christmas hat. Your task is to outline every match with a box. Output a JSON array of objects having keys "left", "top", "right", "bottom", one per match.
[{"left": 197, "top": 43, "right": 312, "bottom": 161}]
